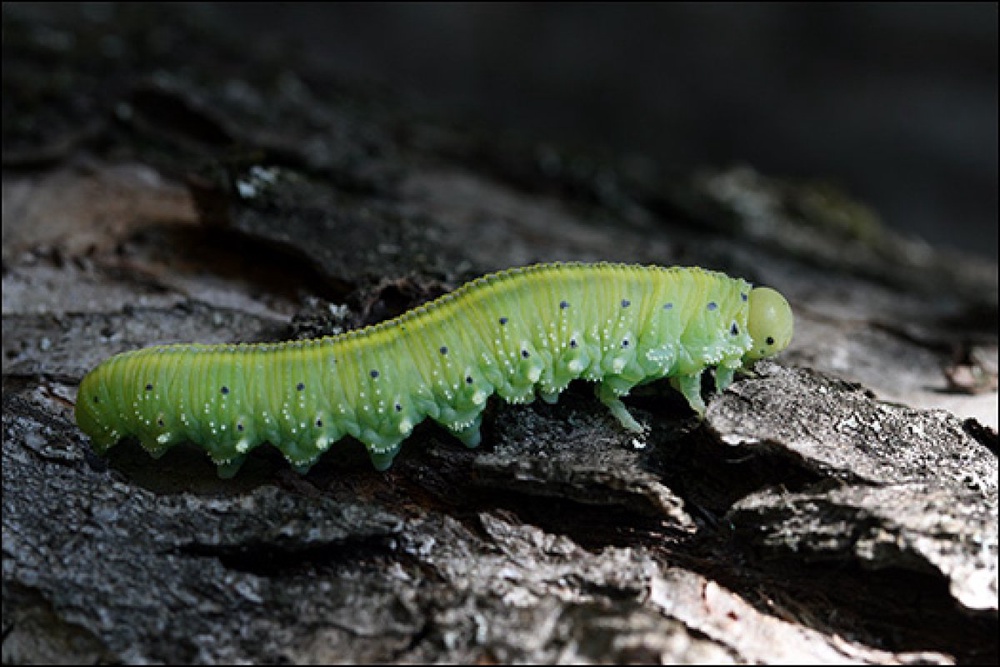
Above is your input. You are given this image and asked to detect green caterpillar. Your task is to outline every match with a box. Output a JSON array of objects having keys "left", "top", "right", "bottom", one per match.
[{"left": 75, "top": 262, "right": 793, "bottom": 477}]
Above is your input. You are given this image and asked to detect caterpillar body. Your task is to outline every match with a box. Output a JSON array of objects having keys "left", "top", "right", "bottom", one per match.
[{"left": 75, "top": 262, "right": 793, "bottom": 477}]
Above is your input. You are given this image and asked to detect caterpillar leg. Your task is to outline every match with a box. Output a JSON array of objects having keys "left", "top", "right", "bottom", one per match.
[
  {"left": 290, "top": 460, "right": 317, "bottom": 475},
  {"left": 539, "top": 389, "right": 560, "bottom": 405},
  {"left": 215, "top": 455, "right": 247, "bottom": 479},
  {"left": 369, "top": 440, "right": 403, "bottom": 471},
  {"left": 670, "top": 372, "right": 706, "bottom": 417},
  {"left": 714, "top": 365, "right": 737, "bottom": 393},
  {"left": 449, "top": 413, "right": 484, "bottom": 448},
  {"left": 597, "top": 382, "right": 645, "bottom": 433}
]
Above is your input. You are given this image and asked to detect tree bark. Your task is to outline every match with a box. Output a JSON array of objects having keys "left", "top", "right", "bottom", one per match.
[{"left": 3, "top": 5, "right": 996, "bottom": 664}]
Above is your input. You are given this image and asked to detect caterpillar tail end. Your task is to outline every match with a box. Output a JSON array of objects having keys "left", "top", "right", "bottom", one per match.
[{"left": 75, "top": 383, "right": 122, "bottom": 454}]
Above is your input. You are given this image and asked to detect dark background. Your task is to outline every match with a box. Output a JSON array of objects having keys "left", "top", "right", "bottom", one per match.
[
  {"left": 10, "top": 3, "right": 998, "bottom": 260},
  {"left": 225, "top": 2, "right": 998, "bottom": 261}
]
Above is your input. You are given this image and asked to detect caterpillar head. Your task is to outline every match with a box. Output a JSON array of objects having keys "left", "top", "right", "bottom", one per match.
[{"left": 744, "top": 287, "right": 793, "bottom": 362}]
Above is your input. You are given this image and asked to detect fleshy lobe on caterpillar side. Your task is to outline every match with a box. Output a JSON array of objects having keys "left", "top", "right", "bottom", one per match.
[{"left": 75, "top": 262, "right": 793, "bottom": 476}]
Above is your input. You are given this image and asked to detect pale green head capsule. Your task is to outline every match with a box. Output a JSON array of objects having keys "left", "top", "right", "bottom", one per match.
[{"left": 744, "top": 287, "right": 794, "bottom": 362}]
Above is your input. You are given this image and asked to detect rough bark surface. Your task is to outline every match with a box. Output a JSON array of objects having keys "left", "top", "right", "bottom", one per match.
[{"left": 3, "top": 5, "right": 997, "bottom": 664}]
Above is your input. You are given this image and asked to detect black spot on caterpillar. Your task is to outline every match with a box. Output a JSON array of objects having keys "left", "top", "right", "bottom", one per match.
[{"left": 76, "top": 262, "right": 793, "bottom": 477}]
